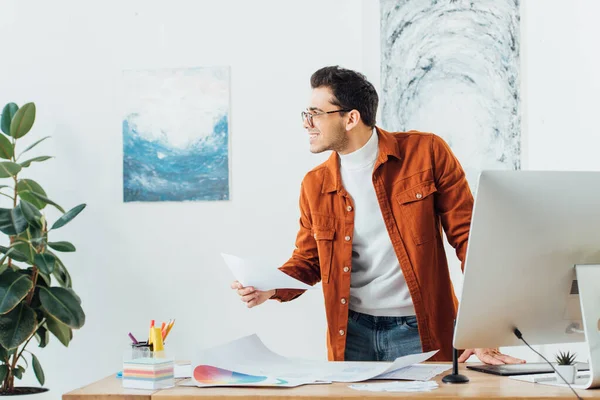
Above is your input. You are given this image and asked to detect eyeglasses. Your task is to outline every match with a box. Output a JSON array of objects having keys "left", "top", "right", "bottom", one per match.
[{"left": 301, "top": 109, "right": 351, "bottom": 128}]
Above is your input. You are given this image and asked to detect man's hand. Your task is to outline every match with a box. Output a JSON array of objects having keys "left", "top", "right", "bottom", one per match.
[
  {"left": 231, "top": 281, "right": 276, "bottom": 308},
  {"left": 458, "top": 348, "right": 526, "bottom": 365}
]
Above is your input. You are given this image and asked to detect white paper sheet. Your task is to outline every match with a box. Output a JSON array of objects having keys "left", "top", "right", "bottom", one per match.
[
  {"left": 349, "top": 380, "right": 439, "bottom": 392},
  {"left": 375, "top": 363, "right": 451, "bottom": 381},
  {"left": 510, "top": 371, "right": 591, "bottom": 388},
  {"left": 193, "top": 334, "right": 439, "bottom": 385},
  {"left": 174, "top": 363, "right": 191, "bottom": 378},
  {"left": 222, "top": 253, "right": 314, "bottom": 291}
]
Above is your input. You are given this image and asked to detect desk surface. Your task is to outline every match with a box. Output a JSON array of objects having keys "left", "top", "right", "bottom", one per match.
[{"left": 63, "top": 363, "right": 600, "bottom": 400}]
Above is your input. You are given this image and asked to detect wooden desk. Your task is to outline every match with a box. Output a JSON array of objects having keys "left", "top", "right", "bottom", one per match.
[{"left": 63, "top": 364, "right": 600, "bottom": 400}]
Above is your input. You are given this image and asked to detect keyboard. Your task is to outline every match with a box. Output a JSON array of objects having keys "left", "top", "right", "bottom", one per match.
[{"left": 466, "top": 362, "right": 589, "bottom": 376}]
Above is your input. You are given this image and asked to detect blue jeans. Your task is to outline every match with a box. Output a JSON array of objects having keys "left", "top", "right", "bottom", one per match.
[{"left": 344, "top": 309, "right": 422, "bottom": 361}]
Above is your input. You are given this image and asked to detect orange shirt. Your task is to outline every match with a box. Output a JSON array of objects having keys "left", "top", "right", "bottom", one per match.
[{"left": 272, "top": 127, "right": 473, "bottom": 361}]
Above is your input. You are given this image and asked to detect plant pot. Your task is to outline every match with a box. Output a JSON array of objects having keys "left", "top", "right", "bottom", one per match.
[
  {"left": 0, "top": 387, "right": 48, "bottom": 396},
  {"left": 555, "top": 364, "right": 577, "bottom": 384}
]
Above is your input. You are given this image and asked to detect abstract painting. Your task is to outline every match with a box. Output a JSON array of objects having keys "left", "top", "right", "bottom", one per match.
[
  {"left": 381, "top": 0, "right": 520, "bottom": 190},
  {"left": 123, "top": 66, "right": 230, "bottom": 202}
]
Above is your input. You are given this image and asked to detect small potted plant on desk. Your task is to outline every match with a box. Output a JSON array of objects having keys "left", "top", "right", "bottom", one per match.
[{"left": 555, "top": 350, "right": 577, "bottom": 384}]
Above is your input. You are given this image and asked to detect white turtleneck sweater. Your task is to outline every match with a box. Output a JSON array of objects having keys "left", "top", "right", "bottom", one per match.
[{"left": 339, "top": 131, "right": 415, "bottom": 317}]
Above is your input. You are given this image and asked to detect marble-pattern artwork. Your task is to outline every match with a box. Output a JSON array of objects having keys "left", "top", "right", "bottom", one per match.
[
  {"left": 381, "top": 0, "right": 520, "bottom": 190},
  {"left": 123, "top": 67, "right": 230, "bottom": 202}
]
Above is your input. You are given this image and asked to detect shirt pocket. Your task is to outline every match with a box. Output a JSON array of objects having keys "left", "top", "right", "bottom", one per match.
[
  {"left": 396, "top": 181, "right": 438, "bottom": 245},
  {"left": 313, "top": 228, "right": 335, "bottom": 284}
]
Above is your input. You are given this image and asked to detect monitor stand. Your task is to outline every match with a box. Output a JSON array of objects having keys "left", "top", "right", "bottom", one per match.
[{"left": 575, "top": 264, "right": 600, "bottom": 389}]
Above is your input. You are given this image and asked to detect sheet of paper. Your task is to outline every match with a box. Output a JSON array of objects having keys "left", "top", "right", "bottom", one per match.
[
  {"left": 509, "top": 371, "right": 591, "bottom": 388},
  {"left": 179, "top": 376, "right": 331, "bottom": 388},
  {"left": 222, "top": 253, "right": 314, "bottom": 291},
  {"left": 375, "top": 363, "right": 451, "bottom": 381},
  {"left": 193, "top": 334, "right": 439, "bottom": 385},
  {"left": 174, "top": 363, "right": 191, "bottom": 378},
  {"left": 190, "top": 364, "right": 321, "bottom": 388},
  {"left": 349, "top": 380, "right": 439, "bottom": 392}
]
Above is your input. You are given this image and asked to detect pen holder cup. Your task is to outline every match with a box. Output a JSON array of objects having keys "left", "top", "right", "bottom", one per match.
[{"left": 122, "top": 344, "right": 175, "bottom": 390}]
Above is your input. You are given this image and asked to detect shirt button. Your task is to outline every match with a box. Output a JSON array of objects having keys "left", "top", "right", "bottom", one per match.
[
  {"left": 347, "top": 206, "right": 353, "bottom": 212},
  {"left": 339, "top": 330, "right": 345, "bottom": 336},
  {"left": 313, "top": 233, "right": 317, "bottom": 239},
  {"left": 341, "top": 298, "right": 347, "bottom": 304},
  {"left": 345, "top": 236, "right": 351, "bottom": 241},
  {"left": 343, "top": 267, "right": 350, "bottom": 273},
  {"left": 416, "top": 193, "right": 423, "bottom": 199}
]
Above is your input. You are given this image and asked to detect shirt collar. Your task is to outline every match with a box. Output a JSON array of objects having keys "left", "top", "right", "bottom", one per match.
[{"left": 321, "top": 126, "right": 402, "bottom": 194}]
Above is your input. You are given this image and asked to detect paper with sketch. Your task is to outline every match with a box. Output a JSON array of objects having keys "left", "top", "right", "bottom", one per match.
[
  {"left": 375, "top": 363, "right": 451, "bottom": 381},
  {"left": 192, "top": 334, "right": 438, "bottom": 386},
  {"left": 190, "top": 364, "right": 320, "bottom": 388},
  {"left": 222, "top": 253, "right": 314, "bottom": 291}
]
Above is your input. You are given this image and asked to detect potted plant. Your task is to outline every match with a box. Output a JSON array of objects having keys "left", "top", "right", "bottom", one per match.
[
  {"left": 0, "top": 102, "right": 86, "bottom": 395},
  {"left": 554, "top": 350, "right": 577, "bottom": 384}
]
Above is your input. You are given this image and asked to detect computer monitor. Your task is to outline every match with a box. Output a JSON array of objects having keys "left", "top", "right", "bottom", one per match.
[{"left": 453, "top": 171, "right": 600, "bottom": 388}]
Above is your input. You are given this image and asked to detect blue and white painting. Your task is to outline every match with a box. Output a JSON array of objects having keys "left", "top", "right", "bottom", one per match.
[
  {"left": 123, "top": 67, "right": 230, "bottom": 202},
  {"left": 381, "top": 0, "right": 520, "bottom": 191}
]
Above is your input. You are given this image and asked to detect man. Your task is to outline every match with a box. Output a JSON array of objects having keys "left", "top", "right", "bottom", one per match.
[{"left": 232, "top": 66, "right": 524, "bottom": 365}]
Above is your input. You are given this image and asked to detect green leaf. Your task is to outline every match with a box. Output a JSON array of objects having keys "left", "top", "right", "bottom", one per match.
[
  {"left": 45, "top": 314, "right": 71, "bottom": 347},
  {"left": 48, "top": 241, "right": 75, "bottom": 252},
  {"left": 36, "top": 272, "right": 51, "bottom": 288},
  {"left": 16, "top": 179, "right": 47, "bottom": 210},
  {"left": 11, "top": 241, "right": 35, "bottom": 264},
  {"left": 0, "top": 271, "right": 33, "bottom": 314},
  {"left": 34, "top": 325, "right": 49, "bottom": 348},
  {"left": 51, "top": 204, "right": 86, "bottom": 230},
  {"left": 25, "top": 192, "right": 64, "bottom": 213},
  {"left": 0, "top": 162, "right": 21, "bottom": 178},
  {"left": 39, "top": 287, "right": 84, "bottom": 329},
  {"left": 10, "top": 103, "right": 36, "bottom": 139},
  {"left": 20, "top": 224, "right": 45, "bottom": 248},
  {"left": 17, "top": 136, "right": 50, "bottom": 159},
  {"left": 34, "top": 253, "right": 56, "bottom": 275},
  {"left": 66, "top": 288, "right": 81, "bottom": 305},
  {"left": 0, "top": 207, "right": 28, "bottom": 236},
  {"left": 0, "top": 134, "right": 14, "bottom": 160},
  {"left": 0, "top": 246, "right": 29, "bottom": 263},
  {"left": 31, "top": 352, "right": 44, "bottom": 385},
  {"left": 13, "top": 226, "right": 41, "bottom": 263},
  {"left": 0, "top": 364, "right": 7, "bottom": 382},
  {"left": 1, "top": 103, "right": 18, "bottom": 136},
  {"left": 13, "top": 365, "right": 23, "bottom": 379},
  {"left": 19, "top": 156, "right": 53, "bottom": 168},
  {"left": 19, "top": 200, "right": 42, "bottom": 229},
  {"left": 52, "top": 259, "right": 71, "bottom": 289},
  {"left": 0, "top": 303, "right": 36, "bottom": 350}
]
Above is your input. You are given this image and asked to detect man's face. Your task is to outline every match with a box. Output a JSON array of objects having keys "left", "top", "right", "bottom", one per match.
[{"left": 302, "top": 87, "right": 349, "bottom": 154}]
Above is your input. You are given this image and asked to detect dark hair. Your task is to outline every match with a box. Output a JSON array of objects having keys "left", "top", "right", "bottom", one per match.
[{"left": 310, "top": 66, "right": 378, "bottom": 128}]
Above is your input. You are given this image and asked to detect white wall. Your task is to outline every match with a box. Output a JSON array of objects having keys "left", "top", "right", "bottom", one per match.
[
  {"left": 519, "top": 0, "right": 600, "bottom": 363},
  {"left": 0, "top": 0, "right": 599, "bottom": 397},
  {"left": 0, "top": 1, "right": 363, "bottom": 397}
]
